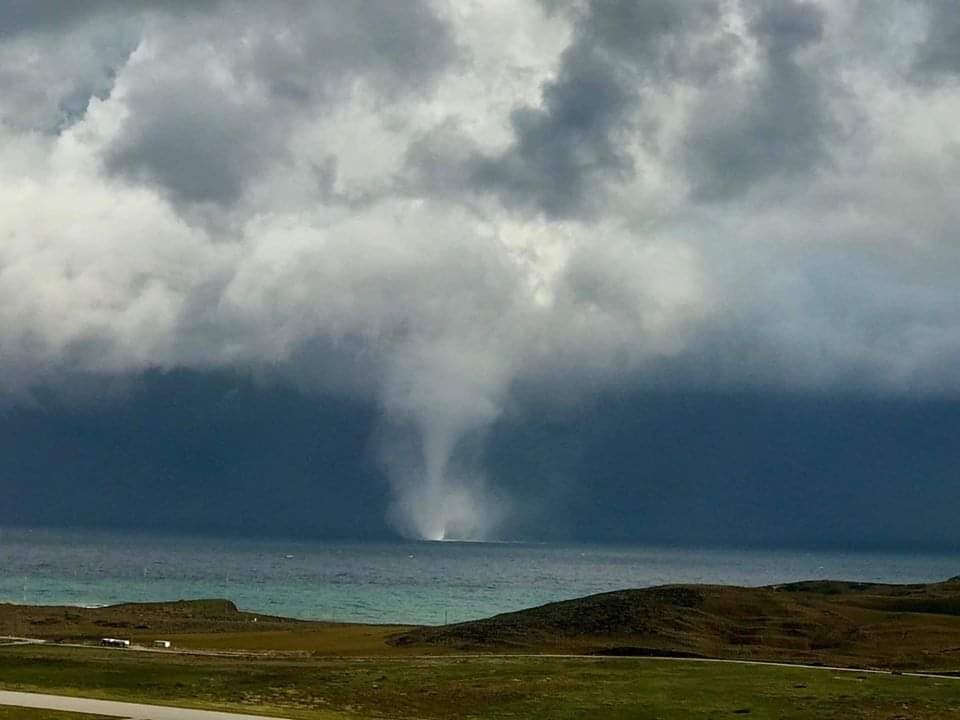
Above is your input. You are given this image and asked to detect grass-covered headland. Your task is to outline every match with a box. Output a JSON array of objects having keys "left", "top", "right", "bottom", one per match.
[{"left": 2, "top": 577, "right": 960, "bottom": 718}]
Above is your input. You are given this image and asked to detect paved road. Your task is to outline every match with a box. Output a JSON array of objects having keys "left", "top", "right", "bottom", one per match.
[
  {"left": 6, "top": 635, "right": 959, "bottom": 678},
  {"left": 0, "top": 690, "right": 287, "bottom": 719},
  {"left": 0, "top": 636, "right": 44, "bottom": 646},
  {"left": 439, "top": 653, "right": 960, "bottom": 681},
  {"left": 0, "top": 636, "right": 252, "bottom": 659}
]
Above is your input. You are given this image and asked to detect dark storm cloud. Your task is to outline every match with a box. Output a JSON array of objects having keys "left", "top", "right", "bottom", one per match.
[
  {"left": 0, "top": 0, "right": 116, "bottom": 36},
  {"left": 4, "top": 0, "right": 960, "bottom": 543},
  {"left": 0, "top": 0, "right": 206, "bottom": 37},
  {"left": 242, "top": 1, "right": 457, "bottom": 103},
  {"left": 100, "top": 1, "right": 457, "bottom": 206},
  {"left": 912, "top": 0, "right": 960, "bottom": 80},
  {"left": 5, "top": 371, "right": 960, "bottom": 550},
  {"left": 0, "top": 3, "right": 142, "bottom": 133},
  {"left": 682, "top": 0, "right": 831, "bottom": 201},
  {"left": 410, "top": 0, "right": 726, "bottom": 218},
  {"left": 0, "top": 371, "right": 390, "bottom": 538},
  {"left": 467, "top": 39, "right": 633, "bottom": 219},
  {"left": 103, "top": 77, "right": 272, "bottom": 207},
  {"left": 413, "top": 0, "right": 834, "bottom": 214}
]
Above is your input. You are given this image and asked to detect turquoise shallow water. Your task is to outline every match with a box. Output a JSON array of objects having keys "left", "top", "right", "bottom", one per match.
[{"left": 1, "top": 527, "right": 957, "bottom": 625}]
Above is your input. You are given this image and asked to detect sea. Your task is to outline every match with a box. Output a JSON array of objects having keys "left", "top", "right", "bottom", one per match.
[{"left": 1, "top": 527, "right": 957, "bottom": 626}]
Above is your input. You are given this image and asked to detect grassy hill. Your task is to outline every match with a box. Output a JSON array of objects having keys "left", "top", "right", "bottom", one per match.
[
  {"left": 4, "top": 579, "right": 960, "bottom": 670},
  {"left": 0, "top": 598, "right": 302, "bottom": 641},
  {"left": 390, "top": 578, "right": 960, "bottom": 670},
  {"left": 0, "top": 598, "right": 413, "bottom": 656}
]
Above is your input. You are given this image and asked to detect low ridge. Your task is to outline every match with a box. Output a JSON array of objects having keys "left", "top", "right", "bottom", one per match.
[{"left": 390, "top": 578, "right": 960, "bottom": 670}]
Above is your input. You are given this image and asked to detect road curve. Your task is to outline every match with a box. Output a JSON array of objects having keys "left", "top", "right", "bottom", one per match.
[
  {"left": 0, "top": 690, "right": 287, "bottom": 719},
  {"left": 423, "top": 653, "right": 960, "bottom": 680}
]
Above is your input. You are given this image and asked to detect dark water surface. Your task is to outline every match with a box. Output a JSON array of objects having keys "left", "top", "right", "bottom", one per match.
[{"left": 1, "top": 527, "right": 957, "bottom": 625}]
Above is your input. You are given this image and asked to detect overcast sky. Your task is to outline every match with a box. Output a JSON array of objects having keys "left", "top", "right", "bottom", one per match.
[{"left": 1, "top": 1, "right": 959, "bottom": 545}]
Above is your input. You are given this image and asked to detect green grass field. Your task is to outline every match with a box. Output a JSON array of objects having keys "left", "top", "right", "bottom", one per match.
[
  {"left": 1, "top": 644, "right": 959, "bottom": 719},
  {"left": 4, "top": 584, "right": 960, "bottom": 718}
]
